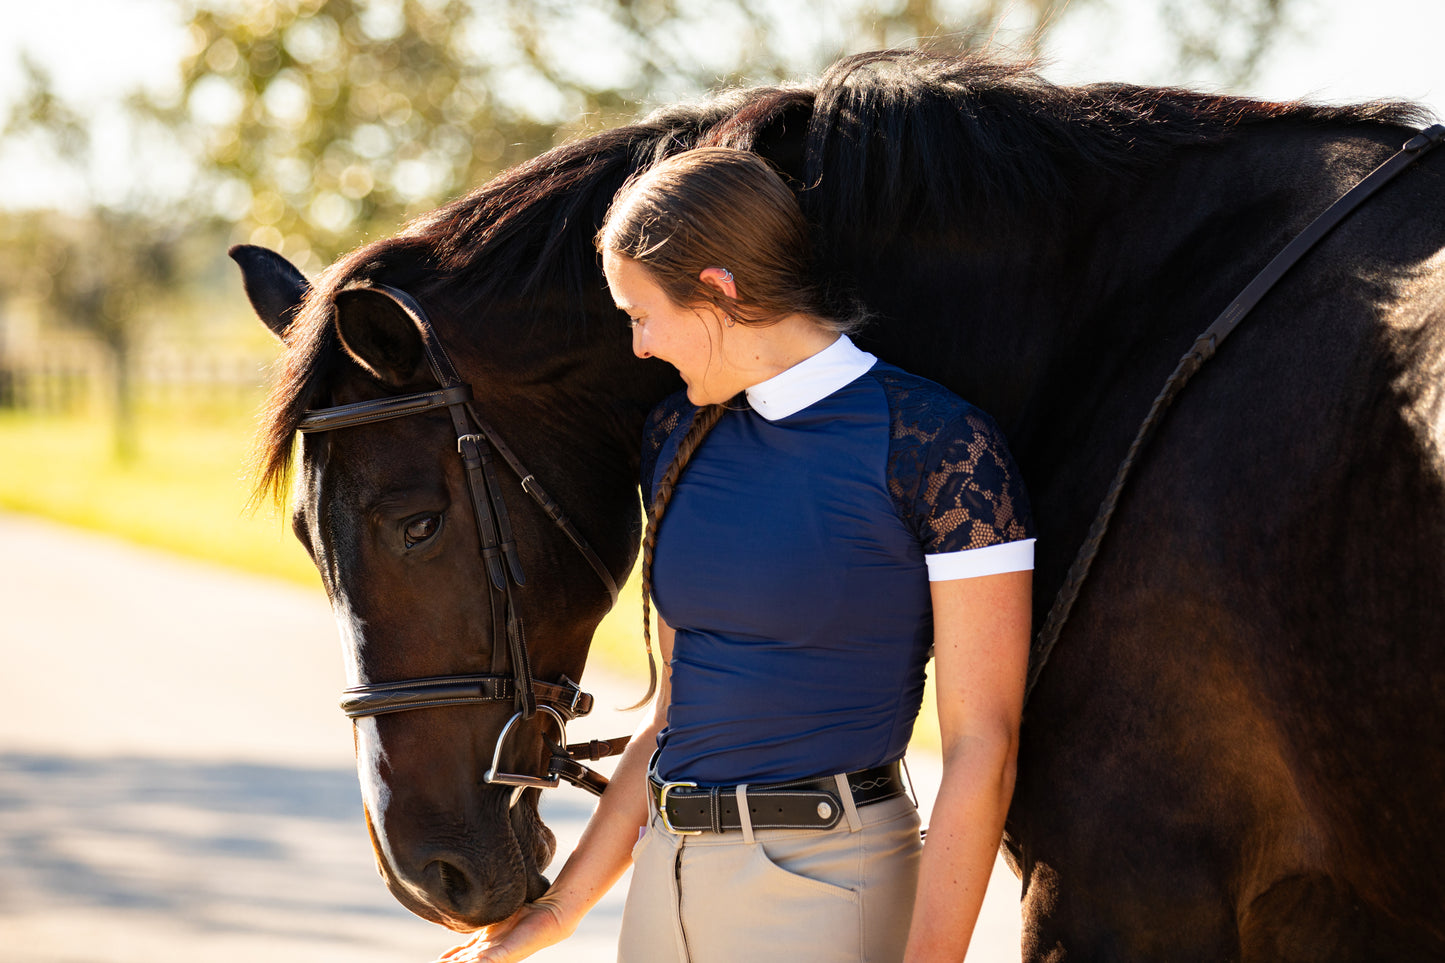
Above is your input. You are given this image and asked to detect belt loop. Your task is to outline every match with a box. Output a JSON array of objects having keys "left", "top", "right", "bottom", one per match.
[
  {"left": 834, "top": 772, "right": 863, "bottom": 833},
  {"left": 900, "top": 757, "right": 919, "bottom": 810},
  {"left": 735, "top": 784, "right": 754, "bottom": 844}
]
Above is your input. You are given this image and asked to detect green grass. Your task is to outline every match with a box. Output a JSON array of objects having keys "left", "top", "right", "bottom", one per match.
[
  {"left": 0, "top": 400, "right": 651, "bottom": 670},
  {"left": 0, "top": 401, "right": 938, "bottom": 749},
  {"left": 0, "top": 402, "right": 318, "bottom": 585}
]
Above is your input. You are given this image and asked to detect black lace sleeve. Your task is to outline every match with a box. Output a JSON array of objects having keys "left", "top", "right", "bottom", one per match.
[
  {"left": 639, "top": 390, "right": 697, "bottom": 504},
  {"left": 878, "top": 368, "right": 1034, "bottom": 554}
]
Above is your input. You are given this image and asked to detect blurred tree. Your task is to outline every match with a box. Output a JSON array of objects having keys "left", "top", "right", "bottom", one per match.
[
  {"left": 2, "top": 58, "right": 188, "bottom": 461},
  {"left": 163, "top": 0, "right": 569, "bottom": 270},
  {"left": 162, "top": 0, "right": 1297, "bottom": 269},
  {"left": 1162, "top": 0, "right": 1291, "bottom": 86},
  {"left": 0, "top": 209, "right": 184, "bottom": 461}
]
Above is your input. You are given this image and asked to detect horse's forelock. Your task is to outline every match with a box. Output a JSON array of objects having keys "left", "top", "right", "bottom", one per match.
[
  {"left": 249, "top": 239, "right": 416, "bottom": 508},
  {"left": 250, "top": 266, "right": 344, "bottom": 508}
]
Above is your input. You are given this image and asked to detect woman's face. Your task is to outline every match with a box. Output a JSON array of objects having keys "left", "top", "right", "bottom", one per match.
[{"left": 603, "top": 250, "right": 736, "bottom": 405}]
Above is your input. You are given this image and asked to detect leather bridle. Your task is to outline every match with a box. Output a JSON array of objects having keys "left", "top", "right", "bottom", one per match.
[{"left": 298, "top": 283, "right": 629, "bottom": 801}]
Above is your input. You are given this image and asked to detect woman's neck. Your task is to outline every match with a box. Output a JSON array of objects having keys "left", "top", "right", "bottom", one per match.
[{"left": 723, "top": 313, "right": 840, "bottom": 390}]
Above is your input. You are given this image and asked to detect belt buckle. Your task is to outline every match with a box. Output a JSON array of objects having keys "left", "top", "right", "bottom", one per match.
[{"left": 657, "top": 780, "right": 701, "bottom": 836}]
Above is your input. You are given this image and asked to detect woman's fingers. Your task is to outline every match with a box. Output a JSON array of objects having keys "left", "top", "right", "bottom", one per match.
[
  {"left": 427, "top": 901, "right": 566, "bottom": 963},
  {"left": 430, "top": 935, "right": 483, "bottom": 962},
  {"left": 430, "top": 917, "right": 516, "bottom": 963}
]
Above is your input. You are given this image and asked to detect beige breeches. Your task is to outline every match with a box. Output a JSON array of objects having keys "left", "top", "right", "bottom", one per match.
[{"left": 618, "top": 792, "right": 922, "bottom": 962}]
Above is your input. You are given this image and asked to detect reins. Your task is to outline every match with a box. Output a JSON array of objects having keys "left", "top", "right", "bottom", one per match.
[{"left": 1025, "top": 123, "right": 1445, "bottom": 705}]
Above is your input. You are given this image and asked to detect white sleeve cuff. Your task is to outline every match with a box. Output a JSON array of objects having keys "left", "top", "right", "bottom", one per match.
[{"left": 925, "top": 538, "right": 1035, "bottom": 581}]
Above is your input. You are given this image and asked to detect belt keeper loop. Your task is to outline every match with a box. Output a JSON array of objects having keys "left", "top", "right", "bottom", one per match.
[
  {"left": 835, "top": 773, "right": 863, "bottom": 832},
  {"left": 710, "top": 786, "right": 722, "bottom": 835},
  {"left": 735, "top": 784, "right": 754, "bottom": 844}
]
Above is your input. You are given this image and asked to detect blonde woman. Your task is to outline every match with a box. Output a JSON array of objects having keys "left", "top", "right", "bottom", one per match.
[{"left": 437, "top": 147, "right": 1034, "bottom": 963}]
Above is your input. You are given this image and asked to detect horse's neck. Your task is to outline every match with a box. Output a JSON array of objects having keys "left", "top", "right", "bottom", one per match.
[
  {"left": 853, "top": 127, "right": 1404, "bottom": 585},
  {"left": 890, "top": 128, "right": 1396, "bottom": 430}
]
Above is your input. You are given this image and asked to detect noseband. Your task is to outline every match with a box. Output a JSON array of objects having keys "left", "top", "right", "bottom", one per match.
[{"left": 298, "top": 283, "right": 628, "bottom": 800}]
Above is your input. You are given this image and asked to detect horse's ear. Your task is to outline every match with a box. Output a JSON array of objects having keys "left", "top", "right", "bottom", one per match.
[
  {"left": 229, "top": 244, "right": 310, "bottom": 341},
  {"left": 333, "top": 287, "right": 428, "bottom": 387}
]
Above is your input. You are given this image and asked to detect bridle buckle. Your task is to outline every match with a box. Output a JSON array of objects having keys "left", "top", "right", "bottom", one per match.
[{"left": 562, "top": 677, "right": 585, "bottom": 716}]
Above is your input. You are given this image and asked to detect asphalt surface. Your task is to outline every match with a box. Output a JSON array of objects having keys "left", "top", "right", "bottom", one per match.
[{"left": 0, "top": 511, "right": 1020, "bottom": 961}]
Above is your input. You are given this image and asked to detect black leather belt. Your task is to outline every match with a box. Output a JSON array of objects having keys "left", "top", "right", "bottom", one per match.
[{"left": 649, "top": 761, "right": 908, "bottom": 834}]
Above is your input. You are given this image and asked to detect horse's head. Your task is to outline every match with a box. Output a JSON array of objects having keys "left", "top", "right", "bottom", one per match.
[{"left": 232, "top": 243, "right": 652, "bottom": 929}]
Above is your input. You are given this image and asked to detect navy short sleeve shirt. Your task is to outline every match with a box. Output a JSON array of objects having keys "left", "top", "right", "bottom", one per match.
[{"left": 641, "top": 337, "right": 1034, "bottom": 784}]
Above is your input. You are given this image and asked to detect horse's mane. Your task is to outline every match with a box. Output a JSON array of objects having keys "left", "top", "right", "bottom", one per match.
[
  {"left": 796, "top": 51, "right": 1427, "bottom": 258},
  {"left": 254, "top": 49, "right": 1429, "bottom": 501}
]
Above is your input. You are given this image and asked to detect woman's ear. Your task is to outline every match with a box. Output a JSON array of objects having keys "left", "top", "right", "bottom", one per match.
[
  {"left": 698, "top": 266, "right": 736, "bottom": 300},
  {"left": 332, "top": 288, "right": 428, "bottom": 386}
]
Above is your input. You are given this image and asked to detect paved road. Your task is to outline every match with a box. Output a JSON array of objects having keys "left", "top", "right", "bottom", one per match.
[{"left": 0, "top": 511, "right": 1020, "bottom": 961}]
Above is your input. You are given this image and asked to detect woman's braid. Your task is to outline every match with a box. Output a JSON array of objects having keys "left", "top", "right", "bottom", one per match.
[{"left": 631, "top": 400, "right": 729, "bottom": 708}]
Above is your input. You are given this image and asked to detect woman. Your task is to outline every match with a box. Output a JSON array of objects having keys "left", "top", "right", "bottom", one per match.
[{"left": 437, "top": 147, "right": 1034, "bottom": 962}]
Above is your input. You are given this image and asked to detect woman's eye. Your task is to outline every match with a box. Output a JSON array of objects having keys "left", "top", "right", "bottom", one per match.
[{"left": 404, "top": 515, "right": 441, "bottom": 548}]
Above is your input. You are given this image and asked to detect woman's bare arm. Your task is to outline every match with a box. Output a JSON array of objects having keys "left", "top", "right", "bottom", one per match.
[{"left": 903, "top": 569, "right": 1031, "bottom": 962}]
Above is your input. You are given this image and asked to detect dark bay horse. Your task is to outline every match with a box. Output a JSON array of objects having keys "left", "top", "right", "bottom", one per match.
[{"left": 233, "top": 51, "right": 1445, "bottom": 960}]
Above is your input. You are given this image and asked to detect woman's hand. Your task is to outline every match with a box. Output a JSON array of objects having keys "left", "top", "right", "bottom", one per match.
[
  {"left": 434, "top": 623, "right": 677, "bottom": 963},
  {"left": 431, "top": 896, "right": 571, "bottom": 963}
]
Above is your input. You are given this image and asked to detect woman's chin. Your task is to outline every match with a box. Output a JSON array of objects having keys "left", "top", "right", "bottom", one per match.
[{"left": 684, "top": 382, "right": 722, "bottom": 406}]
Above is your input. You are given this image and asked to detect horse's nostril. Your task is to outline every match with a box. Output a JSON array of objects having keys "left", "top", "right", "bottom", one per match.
[
  {"left": 433, "top": 858, "right": 473, "bottom": 907},
  {"left": 407, "top": 844, "right": 529, "bottom": 927}
]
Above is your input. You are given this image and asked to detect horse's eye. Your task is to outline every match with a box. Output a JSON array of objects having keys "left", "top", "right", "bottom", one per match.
[{"left": 404, "top": 514, "right": 441, "bottom": 548}]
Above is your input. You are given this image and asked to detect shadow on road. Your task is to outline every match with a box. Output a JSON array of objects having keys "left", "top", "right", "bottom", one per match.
[
  {"left": 0, "top": 751, "right": 627, "bottom": 962},
  {"left": 0, "top": 751, "right": 445, "bottom": 959}
]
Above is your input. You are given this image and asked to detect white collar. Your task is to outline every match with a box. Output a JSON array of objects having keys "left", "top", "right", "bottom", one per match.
[{"left": 744, "top": 335, "right": 877, "bottom": 421}]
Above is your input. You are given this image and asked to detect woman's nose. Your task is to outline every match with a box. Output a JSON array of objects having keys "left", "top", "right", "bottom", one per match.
[{"left": 631, "top": 326, "right": 649, "bottom": 358}]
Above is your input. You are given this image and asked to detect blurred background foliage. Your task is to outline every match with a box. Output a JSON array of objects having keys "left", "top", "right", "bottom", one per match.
[
  {"left": 161, "top": 0, "right": 1294, "bottom": 270},
  {"left": 0, "top": 0, "right": 1298, "bottom": 606}
]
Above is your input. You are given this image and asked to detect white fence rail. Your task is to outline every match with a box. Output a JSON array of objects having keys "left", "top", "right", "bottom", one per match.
[{"left": 0, "top": 346, "right": 278, "bottom": 413}]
